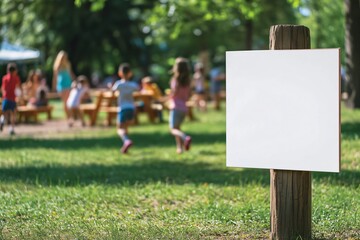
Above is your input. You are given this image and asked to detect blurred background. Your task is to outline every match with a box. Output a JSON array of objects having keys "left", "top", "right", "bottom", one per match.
[{"left": 0, "top": 0, "right": 356, "bottom": 101}]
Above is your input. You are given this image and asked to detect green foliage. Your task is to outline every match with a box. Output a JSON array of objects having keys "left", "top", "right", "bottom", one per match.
[
  {"left": 145, "top": 0, "right": 296, "bottom": 68},
  {"left": 0, "top": 102, "right": 359, "bottom": 239},
  {"left": 146, "top": 0, "right": 276, "bottom": 43},
  {"left": 75, "top": 0, "right": 107, "bottom": 11},
  {"left": 0, "top": 0, "right": 154, "bottom": 79},
  {"left": 288, "top": 0, "right": 301, "bottom": 8},
  {"left": 295, "top": 0, "right": 345, "bottom": 61},
  {"left": 0, "top": 0, "right": 347, "bottom": 87}
]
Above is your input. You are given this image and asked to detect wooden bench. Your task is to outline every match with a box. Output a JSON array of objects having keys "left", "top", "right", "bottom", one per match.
[
  {"left": 47, "top": 92, "right": 60, "bottom": 100},
  {"left": 89, "top": 99, "right": 194, "bottom": 125},
  {"left": 80, "top": 92, "right": 103, "bottom": 126},
  {"left": 100, "top": 104, "right": 148, "bottom": 126},
  {"left": 133, "top": 92, "right": 157, "bottom": 123},
  {"left": 99, "top": 91, "right": 158, "bottom": 126},
  {"left": 100, "top": 106, "right": 118, "bottom": 126},
  {"left": 17, "top": 105, "right": 53, "bottom": 122}
]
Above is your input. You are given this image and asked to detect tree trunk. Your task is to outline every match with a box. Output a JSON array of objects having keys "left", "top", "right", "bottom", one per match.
[
  {"left": 345, "top": 0, "right": 360, "bottom": 108},
  {"left": 313, "top": 1, "right": 323, "bottom": 48},
  {"left": 269, "top": 25, "right": 312, "bottom": 240}
]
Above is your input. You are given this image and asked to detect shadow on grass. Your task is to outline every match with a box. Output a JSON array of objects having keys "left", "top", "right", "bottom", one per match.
[
  {"left": 0, "top": 160, "right": 358, "bottom": 187},
  {"left": 313, "top": 171, "right": 360, "bottom": 187},
  {"left": 1, "top": 123, "right": 359, "bottom": 188},
  {"left": 4, "top": 121, "right": 359, "bottom": 149},
  {"left": 0, "top": 132, "right": 225, "bottom": 150},
  {"left": 341, "top": 122, "right": 360, "bottom": 140},
  {"left": 0, "top": 161, "right": 268, "bottom": 187}
]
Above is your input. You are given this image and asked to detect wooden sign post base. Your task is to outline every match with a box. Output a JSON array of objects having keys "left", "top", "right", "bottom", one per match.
[{"left": 269, "top": 25, "right": 312, "bottom": 240}]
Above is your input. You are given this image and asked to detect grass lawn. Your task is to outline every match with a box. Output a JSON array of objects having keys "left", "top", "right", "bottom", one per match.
[{"left": 0, "top": 102, "right": 359, "bottom": 239}]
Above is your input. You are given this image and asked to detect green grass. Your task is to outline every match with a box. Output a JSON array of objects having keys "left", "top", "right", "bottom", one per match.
[{"left": 0, "top": 102, "right": 359, "bottom": 239}]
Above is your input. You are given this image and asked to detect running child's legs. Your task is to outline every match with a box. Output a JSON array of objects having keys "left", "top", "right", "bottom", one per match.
[
  {"left": 1, "top": 99, "right": 17, "bottom": 133},
  {"left": 117, "top": 122, "right": 129, "bottom": 142},
  {"left": 1, "top": 110, "right": 11, "bottom": 128},
  {"left": 117, "top": 108, "right": 134, "bottom": 153},
  {"left": 3, "top": 111, "right": 11, "bottom": 123},
  {"left": 171, "top": 127, "right": 185, "bottom": 153},
  {"left": 169, "top": 109, "right": 191, "bottom": 153},
  {"left": 9, "top": 110, "right": 16, "bottom": 130}
]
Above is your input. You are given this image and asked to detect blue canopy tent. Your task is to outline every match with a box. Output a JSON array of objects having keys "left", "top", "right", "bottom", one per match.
[
  {"left": 0, "top": 40, "right": 41, "bottom": 64},
  {"left": 0, "top": 41, "right": 43, "bottom": 87}
]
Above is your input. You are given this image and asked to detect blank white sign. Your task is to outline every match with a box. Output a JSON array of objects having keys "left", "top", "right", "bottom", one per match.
[{"left": 226, "top": 49, "right": 340, "bottom": 172}]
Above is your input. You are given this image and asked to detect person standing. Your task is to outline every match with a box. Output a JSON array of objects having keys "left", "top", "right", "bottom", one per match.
[
  {"left": 1, "top": 63, "right": 21, "bottom": 135},
  {"left": 169, "top": 57, "right": 192, "bottom": 154},
  {"left": 192, "top": 62, "right": 207, "bottom": 111},
  {"left": 52, "top": 50, "right": 75, "bottom": 120},
  {"left": 112, "top": 63, "right": 139, "bottom": 154},
  {"left": 209, "top": 64, "right": 225, "bottom": 110}
]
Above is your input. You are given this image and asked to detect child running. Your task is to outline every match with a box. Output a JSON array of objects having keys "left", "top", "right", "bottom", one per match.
[
  {"left": 112, "top": 63, "right": 139, "bottom": 154},
  {"left": 1, "top": 63, "right": 21, "bottom": 135},
  {"left": 169, "top": 57, "right": 192, "bottom": 154}
]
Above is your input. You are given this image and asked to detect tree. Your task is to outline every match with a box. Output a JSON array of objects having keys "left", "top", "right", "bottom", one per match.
[
  {"left": 145, "top": 0, "right": 295, "bottom": 72},
  {"left": 294, "top": 0, "right": 345, "bottom": 59},
  {"left": 145, "top": 0, "right": 277, "bottom": 50},
  {"left": 1, "top": 0, "right": 298, "bottom": 89},
  {"left": 345, "top": 0, "right": 360, "bottom": 108},
  {"left": 0, "top": 0, "right": 156, "bottom": 81}
]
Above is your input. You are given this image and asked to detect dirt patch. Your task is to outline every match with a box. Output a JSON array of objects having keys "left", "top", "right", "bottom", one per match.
[{"left": 0, "top": 120, "right": 105, "bottom": 138}]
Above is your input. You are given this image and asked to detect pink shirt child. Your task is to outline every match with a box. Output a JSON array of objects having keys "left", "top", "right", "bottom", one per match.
[{"left": 169, "top": 78, "right": 190, "bottom": 112}]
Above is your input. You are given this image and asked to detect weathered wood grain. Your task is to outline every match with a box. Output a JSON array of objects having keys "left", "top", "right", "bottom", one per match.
[{"left": 269, "top": 24, "right": 312, "bottom": 240}]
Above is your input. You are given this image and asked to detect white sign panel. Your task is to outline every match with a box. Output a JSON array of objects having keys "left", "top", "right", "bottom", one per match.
[{"left": 226, "top": 49, "right": 340, "bottom": 172}]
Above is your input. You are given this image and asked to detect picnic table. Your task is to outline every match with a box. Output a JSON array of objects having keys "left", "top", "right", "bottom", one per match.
[
  {"left": 81, "top": 90, "right": 157, "bottom": 126},
  {"left": 0, "top": 97, "right": 53, "bottom": 123},
  {"left": 17, "top": 105, "right": 53, "bottom": 122}
]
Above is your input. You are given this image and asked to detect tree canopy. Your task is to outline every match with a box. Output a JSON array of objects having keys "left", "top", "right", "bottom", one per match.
[{"left": 0, "top": 0, "right": 351, "bottom": 92}]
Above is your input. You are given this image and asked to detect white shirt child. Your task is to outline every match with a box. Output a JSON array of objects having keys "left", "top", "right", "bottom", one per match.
[{"left": 66, "top": 83, "right": 88, "bottom": 109}]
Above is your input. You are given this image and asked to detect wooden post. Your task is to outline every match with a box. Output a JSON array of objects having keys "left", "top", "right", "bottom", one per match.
[{"left": 269, "top": 25, "right": 312, "bottom": 240}]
